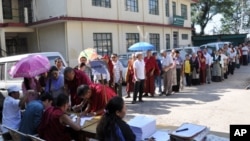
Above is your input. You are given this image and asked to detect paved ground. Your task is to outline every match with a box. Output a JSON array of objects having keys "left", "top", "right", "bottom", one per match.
[{"left": 123, "top": 65, "right": 250, "bottom": 135}]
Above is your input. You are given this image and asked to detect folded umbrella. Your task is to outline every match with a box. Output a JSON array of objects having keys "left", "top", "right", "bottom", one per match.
[{"left": 9, "top": 55, "right": 50, "bottom": 78}]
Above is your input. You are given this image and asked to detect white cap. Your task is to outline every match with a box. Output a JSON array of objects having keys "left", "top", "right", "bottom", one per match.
[
  {"left": 160, "top": 49, "right": 166, "bottom": 54},
  {"left": 7, "top": 85, "right": 20, "bottom": 93},
  {"left": 135, "top": 52, "right": 142, "bottom": 57}
]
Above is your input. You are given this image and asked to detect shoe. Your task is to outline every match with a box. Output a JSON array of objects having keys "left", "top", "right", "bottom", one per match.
[
  {"left": 131, "top": 101, "right": 136, "bottom": 104},
  {"left": 143, "top": 94, "right": 149, "bottom": 97},
  {"left": 125, "top": 96, "right": 131, "bottom": 98},
  {"left": 166, "top": 93, "right": 171, "bottom": 96},
  {"left": 139, "top": 100, "right": 144, "bottom": 102},
  {"left": 208, "top": 82, "right": 211, "bottom": 84}
]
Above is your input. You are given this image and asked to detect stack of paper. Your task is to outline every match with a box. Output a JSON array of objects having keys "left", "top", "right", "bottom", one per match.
[
  {"left": 71, "top": 116, "right": 93, "bottom": 126},
  {"left": 170, "top": 123, "right": 209, "bottom": 141},
  {"left": 149, "top": 130, "right": 170, "bottom": 141},
  {"left": 128, "top": 116, "right": 156, "bottom": 141}
]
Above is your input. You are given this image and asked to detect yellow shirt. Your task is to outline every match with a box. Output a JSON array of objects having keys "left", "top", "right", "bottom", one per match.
[{"left": 184, "top": 60, "right": 191, "bottom": 73}]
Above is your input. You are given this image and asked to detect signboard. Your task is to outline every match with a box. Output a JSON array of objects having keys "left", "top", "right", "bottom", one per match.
[{"left": 173, "top": 15, "right": 184, "bottom": 26}]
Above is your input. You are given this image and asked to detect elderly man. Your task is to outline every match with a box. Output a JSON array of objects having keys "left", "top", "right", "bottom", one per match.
[
  {"left": 132, "top": 52, "right": 145, "bottom": 104},
  {"left": 64, "top": 67, "right": 92, "bottom": 107},
  {"left": 160, "top": 50, "right": 173, "bottom": 96},
  {"left": 111, "top": 53, "right": 123, "bottom": 97},
  {"left": 1, "top": 85, "right": 23, "bottom": 140}
]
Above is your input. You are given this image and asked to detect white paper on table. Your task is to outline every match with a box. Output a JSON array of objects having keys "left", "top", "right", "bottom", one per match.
[
  {"left": 71, "top": 116, "right": 93, "bottom": 126},
  {"left": 170, "top": 123, "right": 207, "bottom": 138},
  {"left": 149, "top": 130, "right": 170, "bottom": 141}
]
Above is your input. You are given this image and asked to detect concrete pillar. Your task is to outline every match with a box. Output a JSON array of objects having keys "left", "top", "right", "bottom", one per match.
[
  {"left": 0, "top": 0, "right": 3, "bottom": 23},
  {"left": 0, "top": 29, "right": 6, "bottom": 56}
]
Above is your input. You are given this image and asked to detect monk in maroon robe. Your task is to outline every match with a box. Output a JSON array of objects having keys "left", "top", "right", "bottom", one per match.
[
  {"left": 143, "top": 50, "right": 159, "bottom": 97},
  {"left": 64, "top": 67, "right": 92, "bottom": 106},
  {"left": 77, "top": 84, "right": 116, "bottom": 116}
]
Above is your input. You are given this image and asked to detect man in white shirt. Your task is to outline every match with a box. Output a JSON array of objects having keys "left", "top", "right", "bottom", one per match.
[
  {"left": 219, "top": 49, "right": 228, "bottom": 80},
  {"left": 1, "top": 85, "right": 22, "bottom": 140},
  {"left": 160, "top": 50, "right": 173, "bottom": 96},
  {"left": 111, "top": 53, "right": 123, "bottom": 97},
  {"left": 203, "top": 48, "right": 212, "bottom": 84},
  {"left": 242, "top": 43, "right": 249, "bottom": 65},
  {"left": 132, "top": 52, "right": 145, "bottom": 104}
]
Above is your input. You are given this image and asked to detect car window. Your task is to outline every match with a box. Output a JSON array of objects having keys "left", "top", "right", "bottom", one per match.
[
  {"left": 0, "top": 63, "right": 5, "bottom": 80},
  {"left": 218, "top": 43, "right": 224, "bottom": 49},
  {"left": 119, "top": 59, "right": 128, "bottom": 68},
  {"left": 6, "top": 62, "right": 22, "bottom": 80},
  {"left": 47, "top": 56, "right": 65, "bottom": 66}
]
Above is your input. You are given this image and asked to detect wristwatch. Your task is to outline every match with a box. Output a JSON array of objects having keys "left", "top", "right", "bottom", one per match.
[{"left": 93, "top": 112, "right": 97, "bottom": 116}]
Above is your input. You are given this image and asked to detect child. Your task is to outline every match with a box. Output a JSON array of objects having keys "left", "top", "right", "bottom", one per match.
[{"left": 183, "top": 54, "right": 192, "bottom": 86}]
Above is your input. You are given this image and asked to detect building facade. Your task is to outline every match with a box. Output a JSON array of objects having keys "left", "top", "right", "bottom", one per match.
[{"left": 0, "top": 0, "right": 197, "bottom": 66}]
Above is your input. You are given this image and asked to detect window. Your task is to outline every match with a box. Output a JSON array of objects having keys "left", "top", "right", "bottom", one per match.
[
  {"left": 182, "top": 34, "right": 188, "bottom": 40},
  {"left": 93, "top": 33, "right": 112, "bottom": 56},
  {"left": 172, "top": 1, "right": 176, "bottom": 16},
  {"left": 92, "top": 0, "right": 111, "bottom": 8},
  {"left": 149, "top": 0, "right": 159, "bottom": 15},
  {"left": 149, "top": 33, "right": 160, "bottom": 51},
  {"left": 165, "top": 0, "right": 169, "bottom": 17},
  {"left": 181, "top": 4, "right": 187, "bottom": 20},
  {"left": 126, "top": 33, "right": 139, "bottom": 51},
  {"left": 3, "top": 0, "right": 12, "bottom": 19},
  {"left": 166, "top": 34, "right": 170, "bottom": 49},
  {"left": 6, "top": 62, "right": 22, "bottom": 80},
  {"left": 0, "top": 63, "right": 5, "bottom": 80},
  {"left": 126, "top": 0, "right": 138, "bottom": 12},
  {"left": 173, "top": 32, "right": 179, "bottom": 48}
]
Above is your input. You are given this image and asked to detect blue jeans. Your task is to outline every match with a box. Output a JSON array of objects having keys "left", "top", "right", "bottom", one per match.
[{"left": 155, "top": 75, "right": 162, "bottom": 93}]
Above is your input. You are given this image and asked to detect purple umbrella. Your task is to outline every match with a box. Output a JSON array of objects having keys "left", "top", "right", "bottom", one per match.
[{"left": 9, "top": 54, "right": 50, "bottom": 78}]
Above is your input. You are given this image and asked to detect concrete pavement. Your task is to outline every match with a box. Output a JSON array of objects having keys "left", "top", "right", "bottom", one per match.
[{"left": 123, "top": 65, "right": 250, "bottom": 135}]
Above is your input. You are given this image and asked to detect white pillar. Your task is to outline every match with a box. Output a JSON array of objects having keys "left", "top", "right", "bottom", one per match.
[
  {"left": 0, "top": 29, "right": 6, "bottom": 56},
  {"left": 0, "top": 0, "right": 3, "bottom": 23}
]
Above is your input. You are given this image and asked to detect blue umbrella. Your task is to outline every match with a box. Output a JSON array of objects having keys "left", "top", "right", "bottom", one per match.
[
  {"left": 128, "top": 42, "right": 155, "bottom": 51},
  {"left": 89, "top": 60, "right": 107, "bottom": 74}
]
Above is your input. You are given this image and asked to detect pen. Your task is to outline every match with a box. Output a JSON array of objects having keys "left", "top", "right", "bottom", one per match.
[{"left": 176, "top": 128, "right": 188, "bottom": 132}]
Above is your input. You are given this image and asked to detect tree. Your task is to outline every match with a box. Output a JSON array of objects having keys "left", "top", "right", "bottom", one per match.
[
  {"left": 191, "top": 0, "right": 234, "bottom": 35},
  {"left": 219, "top": 0, "right": 250, "bottom": 34}
]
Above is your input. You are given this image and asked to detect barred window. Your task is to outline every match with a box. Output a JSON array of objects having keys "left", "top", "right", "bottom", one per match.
[
  {"left": 149, "top": 0, "right": 159, "bottom": 15},
  {"left": 126, "top": 33, "right": 139, "bottom": 51},
  {"left": 92, "top": 0, "right": 111, "bottom": 8},
  {"left": 3, "top": 0, "right": 12, "bottom": 19},
  {"left": 182, "top": 34, "right": 188, "bottom": 40},
  {"left": 181, "top": 4, "right": 187, "bottom": 19},
  {"left": 166, "top": 34, "right": 170, "bottom": 49},
  {"left": 149, "top": 33, "right": 160, "bottom": 51},
  {"left": 173, "top": 32, "right": 179, "bottom": 48},
  {"left": 93, "top": 33, "right": 113, "bottom": 56},
  {"left": 125, "top": 0, "right": 138, "bottom": 12},
  {"left": 172, "top": 1, "right": 176, "bottom": 16},
  {"left": 165, "top": 0, "right": 169, "bottom": 17}
]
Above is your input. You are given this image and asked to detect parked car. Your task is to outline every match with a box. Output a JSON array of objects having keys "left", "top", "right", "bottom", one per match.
[
  {"left": 166, "top": 46, "right": 200, "bottom": 59},
  {"left": 199, "top": 41, "right": 232, "bottom": 55},
  {"left": 0, "top": 52, "right": 67, "bottom": 120},
  {"left": 119, "top": 58, "right": 128, "bottom": 85}
]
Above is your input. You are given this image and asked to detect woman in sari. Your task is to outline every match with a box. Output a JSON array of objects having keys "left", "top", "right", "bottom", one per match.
[{"left": 125, "top": 54, "right": 136, "bottom": 98}]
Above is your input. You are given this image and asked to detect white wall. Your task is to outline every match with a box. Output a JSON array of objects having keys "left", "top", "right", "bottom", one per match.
[
  {"left": 33, "top": 0, "right": 66, "bottom": 21},
  {"left": 38, "top": 23, "right": 67, "bottom": 62}
]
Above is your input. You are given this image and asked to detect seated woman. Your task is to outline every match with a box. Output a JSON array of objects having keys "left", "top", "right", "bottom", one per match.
[
  {"left": 38, "top": 94, "right": 81, "bottom": 141},
  {"left": 76, "top": 84, "right": 116, "bottom": 116},
  {"left": 96, "top": 96, "right": 136, "bottom": 141}
]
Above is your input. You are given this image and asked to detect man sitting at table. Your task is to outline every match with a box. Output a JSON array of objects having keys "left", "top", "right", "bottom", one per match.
[
  {"left": 19, "top": 93, "right": 53, "bottom": 141},
  {"left": 38, "top": 93, "right": 82, "bottom": 141},
  {"left": 76, "top": 84, "right": 116, "bottom": 116}
]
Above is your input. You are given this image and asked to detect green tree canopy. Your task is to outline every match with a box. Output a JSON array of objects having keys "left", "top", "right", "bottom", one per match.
[{"left": 191, "top": 0, "right": 234, "bottom": 35}]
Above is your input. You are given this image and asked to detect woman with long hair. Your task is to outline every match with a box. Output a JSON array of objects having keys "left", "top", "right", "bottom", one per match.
[{"left": 96, "top": 96, "right": 135, "bottom": 141}]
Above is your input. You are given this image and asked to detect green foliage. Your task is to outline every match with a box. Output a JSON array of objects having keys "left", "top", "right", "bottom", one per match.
[{"left": 191, "top": 0, "right": 234, "bottom": 35}]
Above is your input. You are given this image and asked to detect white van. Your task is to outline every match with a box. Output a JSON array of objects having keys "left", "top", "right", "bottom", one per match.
[
  {"left": 167, "top": 46, "right": 200, "bottom": 59},
  {"left": 199, "top": 41, "right": 232, "bottom": 55},
  {"left": 0, "top": 52, "right": 67, "bottom": 117}
]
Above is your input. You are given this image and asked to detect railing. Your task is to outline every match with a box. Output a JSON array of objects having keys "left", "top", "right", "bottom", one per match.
[{"left": 0, "top": 48, "right": 7, "bottom": 57}]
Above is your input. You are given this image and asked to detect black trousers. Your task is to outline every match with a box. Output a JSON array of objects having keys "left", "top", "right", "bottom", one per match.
[
  {"left": 172, "top": 69, "right": 181, "bottom": 92},
  {"left": 185, "top": 73, "right": 192, "bottom": 86},
  {"left": 243, "top": 55, "right": 248, "bottom": 65},
  {"left": 133, "top": 79, "right": 144, "bottom": 101},
  {"left": 228, "top": 62, "right": 235, "bottom": 75}
]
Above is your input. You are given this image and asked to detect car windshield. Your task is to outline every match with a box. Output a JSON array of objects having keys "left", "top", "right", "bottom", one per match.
[
  {"left": 119, "top": 58, "right": 128, "bottom": 67},
  {"left": 47, "top": 56, "right": 65, "bottom": 66}
]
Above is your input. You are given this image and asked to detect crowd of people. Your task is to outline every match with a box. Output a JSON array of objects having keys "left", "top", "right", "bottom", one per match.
[{"left": 1, "top": 41, "right": 250, "bottom": 141}]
